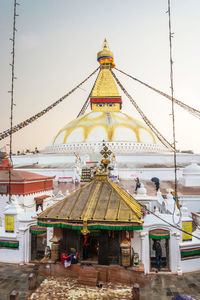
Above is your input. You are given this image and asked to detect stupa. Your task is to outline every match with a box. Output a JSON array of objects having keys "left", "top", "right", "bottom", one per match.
[{"left": 45, "top": 39, "right": 165, "bottom": 155}]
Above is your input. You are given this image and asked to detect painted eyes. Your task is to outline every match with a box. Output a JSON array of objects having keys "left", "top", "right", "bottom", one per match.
[{"left": 97, "top": 104, "right": 114, "bottom": 107}]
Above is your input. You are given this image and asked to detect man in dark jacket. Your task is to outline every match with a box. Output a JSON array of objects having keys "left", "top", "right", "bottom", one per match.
[{"left": 153, "top": 240, "right": 162, "bottom": 271}]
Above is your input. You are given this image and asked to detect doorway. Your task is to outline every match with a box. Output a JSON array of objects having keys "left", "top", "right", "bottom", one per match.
[
  {"left": 31, "top": 232, "right": 47, "bottom": 261},
  {"left": 149, "top": 229, "right": 170, "bottom": 271},
  {"left": 81, "top": 235, "right": 99, "bottom": 264}
]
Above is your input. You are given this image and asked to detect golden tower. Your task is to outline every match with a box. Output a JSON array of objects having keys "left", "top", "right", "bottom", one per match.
[{"left": 90, "top": 39, "right": 122, "bottom": 113}]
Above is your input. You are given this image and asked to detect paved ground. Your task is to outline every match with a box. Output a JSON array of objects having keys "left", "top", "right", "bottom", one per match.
[
  {"left": 0, "top": 263, "right": 200, "bottom": 300},
  {"left": 141, "top": 272, "right": 200, "bottom": 300},
  {"left": 27, "top": 273, "right": 200, "bottom": 300},
  {"left": 0, "top": 263, "right": 44, "bottom": 300}
]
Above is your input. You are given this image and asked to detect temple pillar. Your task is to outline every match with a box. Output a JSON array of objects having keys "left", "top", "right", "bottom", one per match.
[{"left": 140, "top": 231, "right": 148, "bottom": 273}]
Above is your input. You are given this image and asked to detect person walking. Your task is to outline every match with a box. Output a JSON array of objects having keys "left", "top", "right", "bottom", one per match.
[{"left": 135, "top": 177, "right": 141, "bottom": 192}]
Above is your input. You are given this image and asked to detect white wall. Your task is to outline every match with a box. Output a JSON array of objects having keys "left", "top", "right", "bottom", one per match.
[
  {"left": 179, "top": 196, "right": 200, "bottom": 214},
  {"left": 181, "top": 258, "right": 200, "bottom": 272},
  {"left": 12, "top": 153, "right": 75, "bottom": 166},
  {"left": 118, "top": 167, "right": 183, "bottom": 181},
  {"left": 0, "top": 248, "right": 21, "bottom": 263}
]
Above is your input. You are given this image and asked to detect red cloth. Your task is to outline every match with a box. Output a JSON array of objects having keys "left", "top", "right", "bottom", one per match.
[
  {"left": 83, "top": 236, "right": 89, "bottom": 246},
  {"left": 61, "top": 253, "right": 71, "bottom": 264}
]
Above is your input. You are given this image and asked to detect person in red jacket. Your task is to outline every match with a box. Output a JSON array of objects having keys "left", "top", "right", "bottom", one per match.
[{"left": 83, "top": 236, "right": 90, "bottom": 259}]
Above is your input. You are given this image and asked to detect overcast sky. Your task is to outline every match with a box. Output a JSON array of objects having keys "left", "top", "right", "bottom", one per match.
[{"left": 1, "top": 0, "right": 200, "bottom": 153}]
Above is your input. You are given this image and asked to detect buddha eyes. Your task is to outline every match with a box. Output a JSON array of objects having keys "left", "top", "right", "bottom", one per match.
[{"left": 97, "top": 104, "right": 114, "bottom": 107}]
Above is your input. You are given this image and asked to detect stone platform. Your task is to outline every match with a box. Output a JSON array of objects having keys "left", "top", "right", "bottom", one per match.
[{"left": 38, "top": 262, "right": 145, "bottom": 286}]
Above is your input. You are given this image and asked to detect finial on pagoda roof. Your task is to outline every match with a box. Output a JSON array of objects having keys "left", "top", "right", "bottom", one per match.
[
  {"left": 100, "top": 142, "right": 112, "bottom": 172},
  {"left": 102, "top": 38, "right": 109, "bottom": 50},
  {"left": 97, "top": 39, "right": 115, "bottom": 68}
]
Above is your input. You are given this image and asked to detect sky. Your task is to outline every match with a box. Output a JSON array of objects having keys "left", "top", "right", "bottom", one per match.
[{"left": 1, "top": 0, "right": 200, "bottom": 153}]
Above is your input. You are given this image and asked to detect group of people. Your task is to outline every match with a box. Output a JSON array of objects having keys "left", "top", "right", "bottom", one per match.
[
  {"left": 134, "top": 177, "right": 160, "bottom": 192},
  {"left": 61, "top": 249, "right": 79, "bottom": 267}
]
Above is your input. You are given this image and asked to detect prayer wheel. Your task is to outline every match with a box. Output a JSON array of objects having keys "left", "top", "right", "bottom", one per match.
[
  {"left": 120, "top": 239, "right": 131, "bottom": 267},
  {"left": 51, "top": 243, "right": 60, "bottom": 261},
  {"left": 49, "top": 235, "right": 61, "bottom": 261}
]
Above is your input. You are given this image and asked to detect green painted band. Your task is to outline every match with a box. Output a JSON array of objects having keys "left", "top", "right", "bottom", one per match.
[
  {"left": 149, "top": 234, "right": 170, "bottom": 240},
  {"left": 0, "top": 241, "right": 19, "bottom": 248},
  {"left": 37, "top": 221, "right": 142, "bottom": 231},
  {"left": 30, "top": 229, "right": 46, "bottom": 235},
  {"left": 181, "top": 249, "right": 200, "bottom": 257}
]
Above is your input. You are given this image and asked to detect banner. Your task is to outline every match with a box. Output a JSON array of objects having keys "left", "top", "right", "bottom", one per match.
[
  {"left": 5, "top": 215, "right": 14, "bottom": 232},
  {"left": 182, "top": 221, "right": 192, "bottom": 241}
]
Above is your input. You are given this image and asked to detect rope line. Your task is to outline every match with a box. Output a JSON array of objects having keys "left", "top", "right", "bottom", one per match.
[
  {"left": 114, "top": 67, "right": 200, "bottom": 119},
  {"left": 111, "top": 70, "right": 174, "bottom": 151},
  {"left": 122, "top": 186, "right": 200, "bottom": 241},
  {"left": 0, "top": 67, "right": 99, "bottom": 141},
  {"left": 76, "top": 68, "right": 100, "bottom": 118}
]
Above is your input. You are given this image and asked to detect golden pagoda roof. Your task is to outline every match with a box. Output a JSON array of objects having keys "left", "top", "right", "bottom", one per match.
[{"left": 37, "top": 174, "right": 142, "bottom": 226}]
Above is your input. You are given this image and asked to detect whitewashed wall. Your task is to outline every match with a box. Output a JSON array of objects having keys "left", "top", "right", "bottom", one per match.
[{"left": 181, "top": 258, "right": 200, "bottom": 272}]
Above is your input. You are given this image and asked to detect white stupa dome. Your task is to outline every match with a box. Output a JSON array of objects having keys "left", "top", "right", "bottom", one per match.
[
  {"left": 45, "top": 40, "right": 167, "bottom": 154},
  {"left": 45, "top": 111, "right": 165, "bottom": 154}
]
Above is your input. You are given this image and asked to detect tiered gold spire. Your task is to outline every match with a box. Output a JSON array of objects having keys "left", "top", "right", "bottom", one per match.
[
  {"left": 97, "top": 38, "right": 115, "bottom": 68},
  {"left": 90, "top": 39, "right": 122, "bottom": 112}
]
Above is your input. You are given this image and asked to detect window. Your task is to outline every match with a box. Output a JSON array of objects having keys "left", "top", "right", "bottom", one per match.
[
  {"left": 0, "top": 185, "right": 8, "bottom": 194},
  {"left": 36, "top": 203, "right": 43, "bottom": 211}
]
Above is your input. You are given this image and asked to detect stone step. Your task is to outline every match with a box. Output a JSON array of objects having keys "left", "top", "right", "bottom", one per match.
[{"left": 77, "top": 266, "right": 99, "bottom": 286}]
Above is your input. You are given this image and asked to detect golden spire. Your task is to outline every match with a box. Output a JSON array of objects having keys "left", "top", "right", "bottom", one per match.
[
  {"left": 97, "top": 38, "right": 115, "bottom": 68},
  {"left": 90, "top": 40, "right": 122, "bottom": 112}
]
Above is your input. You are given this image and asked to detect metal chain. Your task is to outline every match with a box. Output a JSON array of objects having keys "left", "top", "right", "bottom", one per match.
[
  {"left": 8, "top": 0, "right": 19, "bottom": 203},
  {"left": 167, "top": 0, "right": 181, "bottom": 224}
]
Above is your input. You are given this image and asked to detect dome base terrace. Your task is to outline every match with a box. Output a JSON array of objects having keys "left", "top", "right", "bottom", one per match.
[{"left": 44, "top": 141, "right": 168, "bottom": 154}]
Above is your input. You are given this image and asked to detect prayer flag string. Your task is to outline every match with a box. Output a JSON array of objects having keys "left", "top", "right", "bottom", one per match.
[
  {"left": 0, "top": 67, "right": 99, "bottom": 141},
  {"left": 111, "top": 70, "right": 174, "bottom": 151},
  {"left": 115, "top": 68, "right": 200, "bottom": 120}
]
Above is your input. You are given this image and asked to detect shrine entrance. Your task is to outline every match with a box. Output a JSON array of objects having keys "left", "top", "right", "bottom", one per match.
[
  {"left": 80, "top": 230, "right": 121, "bottom": 265},
  {"left": 149, "top": 229, "right": 170, "bottom": 272},
  {"left": 30, "top": 226, "right": 47, "bottom": 261},
  {"left": 81, "top": 235, "right": 99, "bottom": 263}
]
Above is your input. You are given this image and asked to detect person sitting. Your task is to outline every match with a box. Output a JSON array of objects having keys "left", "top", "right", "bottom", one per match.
[
  {"left": 60, "top": 251, "right": 70, "bottom": 264},
  {"left": 71, "top": 251, "right": 79, "bottom": 264}
]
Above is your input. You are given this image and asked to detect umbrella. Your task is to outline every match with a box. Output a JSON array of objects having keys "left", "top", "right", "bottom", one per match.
[
  {"left": 151, "top": 177, "right": 159, "bottom": 183},
  {"left": 151, "top": 177, "right": 160, "bottom": 191},
  {"left": 172, "top": 294, "right": 196, "bottom": 300}
]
